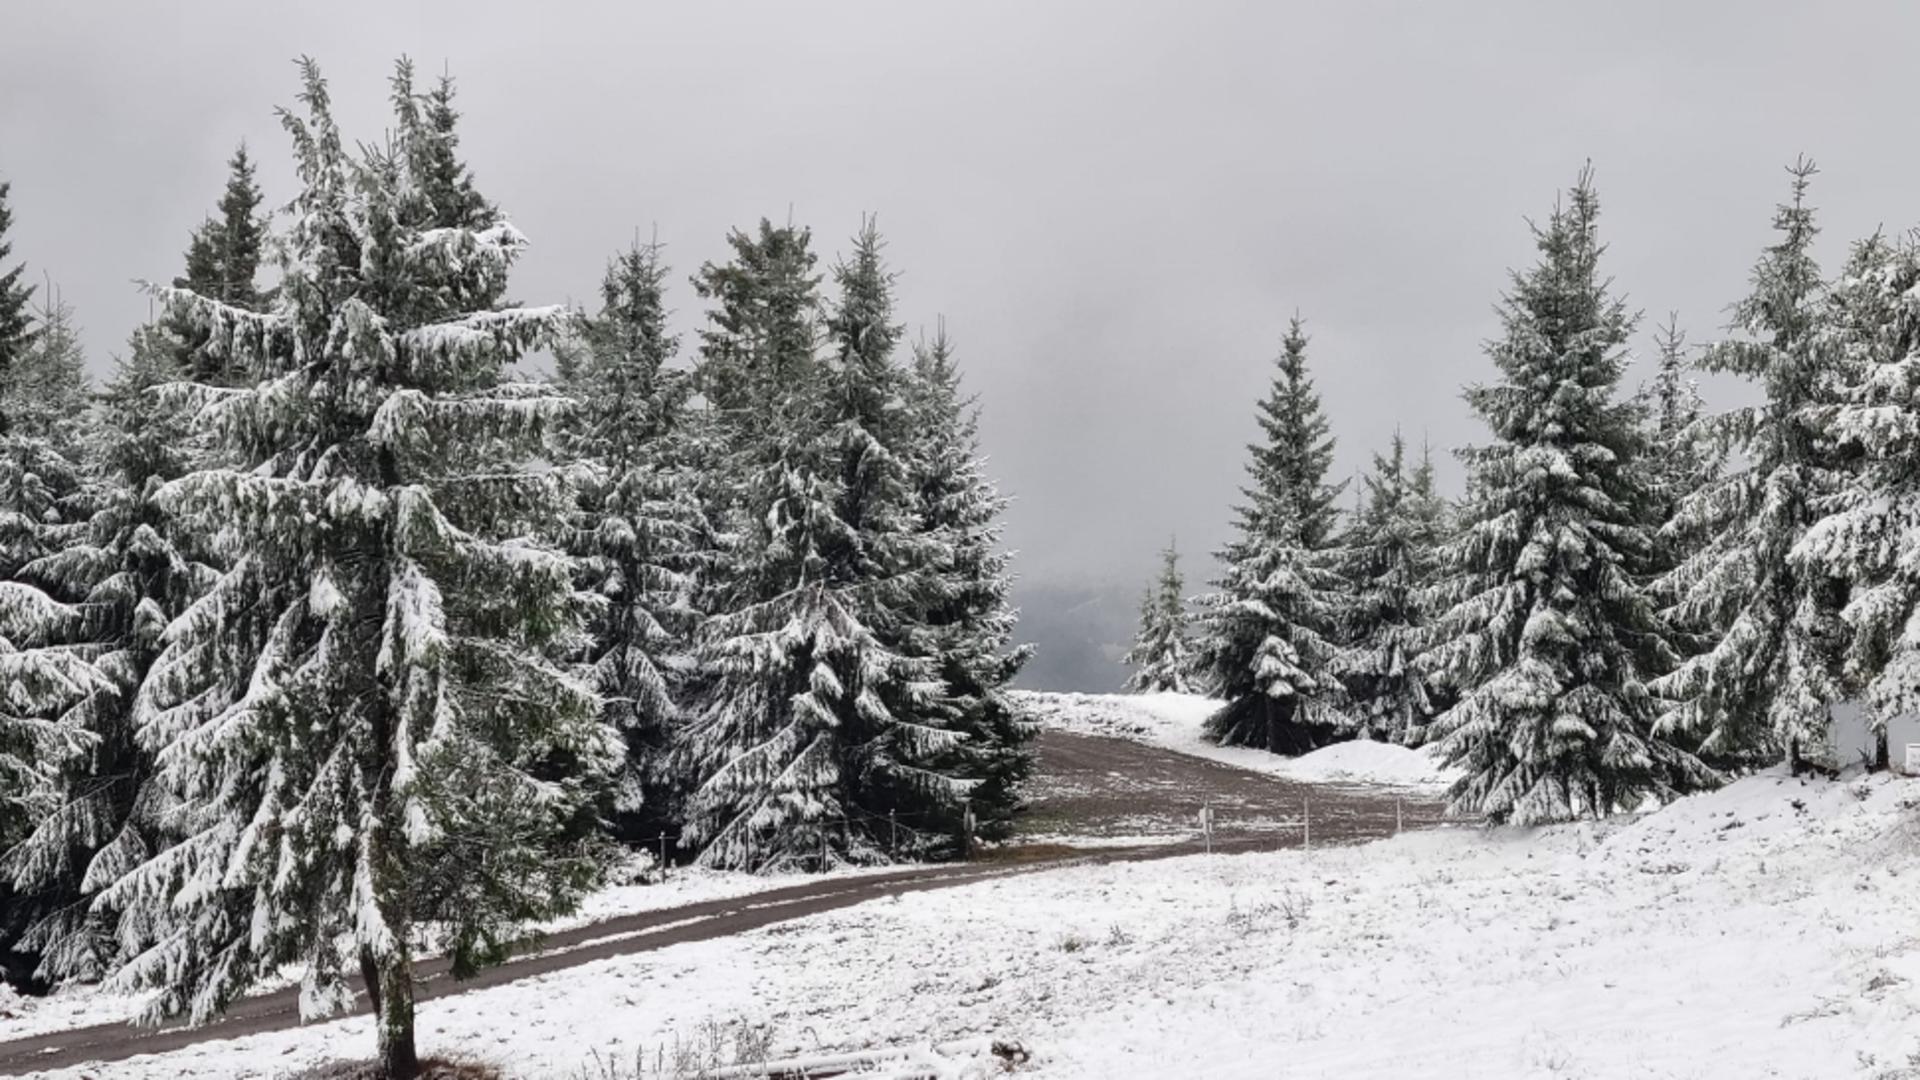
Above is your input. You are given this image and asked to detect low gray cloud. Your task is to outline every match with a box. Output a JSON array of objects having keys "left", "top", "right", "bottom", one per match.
[{"left": 4, "top": 1, "right": 1912, "bottom": 688}]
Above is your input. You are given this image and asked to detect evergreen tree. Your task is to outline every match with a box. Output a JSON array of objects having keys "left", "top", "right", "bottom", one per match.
[
  {"left": 4, "top": 289, "right": 90, "bottom": 446},
  {"left": 0, "top": 290, "right": 107, "bottom": 980},
  {"left": 0, "top": 181, "right": 37, "bottom": 401},
  {"left": 1640, "top": 316, "right": 1716, "bottom": 524},
  {"left": 1634, "top": 317, "right": 1723, "bottom": 691},
  {"left": 679, "top": 220, "right": 977, "bottom": 869},
  {"left": 1650, "top": 159, "right": 1850, "bottom": 771},
  {"left": 678, "top": 219, "right": 840, "bottom": 871},
  {"left": 1190, "top": 316, "right": 1350, "bottom": 753},
  {"left": 168, "top": 145, "right": 267, "bottom": 385},
  {"left": 1337, "top": 432, "right": 1444, "bottom": 742},
  {"left": 1791, "top": 229, "right": 1916, "bottom": 766},
  {"left": 1123, "top": 538, "right": 1193, "bottom": 693},
  {"left": 556, "top": 236, "right": 707, "bottom": 841},
  {"left": 896, "top": 325, "right": 1033, "bottom": 846},
  {"left": 396, "top": 63, "right": 497, "bottom": 232},
  {"left": 90, "top": 62, "right": 615, "bottom": 1079},
  {"left": 1422, "top": 168, "right": 1709, "bottom": 824},
  {"left": 2, "top": 325, "right": 216, "bottom": 982}
]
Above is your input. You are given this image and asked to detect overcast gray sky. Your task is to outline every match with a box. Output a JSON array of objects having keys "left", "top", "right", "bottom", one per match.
[{"left": 4, "top": 1, "right": 1916, "bottom": 687}]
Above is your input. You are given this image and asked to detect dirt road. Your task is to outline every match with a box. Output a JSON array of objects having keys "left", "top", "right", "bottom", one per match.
[
  {"left": 0, "top": 730, "right": 1446, "bottom": 1075},
  {"left": 1019, "top": 728, "right": 1448, "bottom": 842}
]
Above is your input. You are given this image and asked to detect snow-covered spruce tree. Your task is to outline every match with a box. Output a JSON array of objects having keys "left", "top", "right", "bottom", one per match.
[
  {"left": 818, "top": 222, "right": 984, "bottom": 849},
  {"left": 1420, "top": 168, "right": 1709, "bottom": 824},
  {"left": 1123, "top": 538, "right": 1193, "bottom": 693},
  {"left": 400, "top": 66, "right": 496, "bottom": 233},
  {"left": 1, "top": 325, "right": 218, "bottom": 983},
  {"left": 169, "top": 145, "right": 267, "bottom": 386},
  {"left": 1650, "top": 159, "right": 1851, "bottom": 772},
  {"left": 0, "top": 180, "right": 35, "bottom": 393},
  {"left": 0, "top": 272, "right": 107, "bottom": 975},
  {"left": 0, "top": 290, "right": 99, "bottom": 820},
  {"left": 1789, "top": 229, "right": 1918, "bottom": 768},
  {"left": 4, "top": 290, "right": 91, "bottom": 447},
  {"left": 896, "top": 325, "right": 1032, "bottom": 847},
  {"left": 1191, "top": 316, "right": 1350, "bottom": 753},
  {"left": 89, "top": 62, "right": 615, "bottom": 1079},
  {"left": 679, "top": 219, "right": 968, "bottom": 870},
  {"left": 1639, "top": 316, "right": 1716, "bottom": 526},
  {"left": 1632, "top": 317, "right": 1723, "bottom": 689},
  {"left": 1336, "top": 432, "right": 1445, "bottom": 743},
  {"left": 553, "top": 236, "right": 708, "bottom": 841}
]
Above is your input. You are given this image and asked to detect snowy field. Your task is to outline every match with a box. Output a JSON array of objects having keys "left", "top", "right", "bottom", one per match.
[
  {"left": 1011, "top": 689, "right": 1463, "bottom": 788},
  {"left": 17, "top": 768, "right": 1920, "bottom": 1078},
  {"left": 0, "top": 861, "right": 904, "bottom": 1045}
]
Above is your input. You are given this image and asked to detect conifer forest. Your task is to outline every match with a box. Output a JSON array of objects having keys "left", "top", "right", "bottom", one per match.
[{"left": 7, "top": 11, "right": 1920, "bottom": 1078}]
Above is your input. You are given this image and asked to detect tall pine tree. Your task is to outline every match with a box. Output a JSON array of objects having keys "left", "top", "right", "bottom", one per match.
[
  {"left": 1791, "top": 229, "right": 1916, "bottom": 767},
  {"left": 0, "top": 242, "right": 107, "bottom": 981},
  {"left": 555, "top": 236, "right": 708, "bottom": 842},
  {"left": 1422, "top": 168, "right": 1708, "bottom": 824},
  {"left": 169, "top": 145, "right": 266, "bottom": 386},
  {"left": 679, "top": 220, "right": 989, "bottom": 868},
  {"left": 896, "top": 325, "right": 1032, "bottom": 846},
  {"left": 1191, "top": 316, "right": 1350, "bottom": 753},
  {"left": 1650, "top": 159, "right": 1850, "bottom": 771},
  {"left": 1337, "top": 432, "right": 1445, "bottom": 743},
  {"left": 1123, "top": 538, "right": 1193, "bottom": 694},
  {"left": 0, "top": 181, "right": 36, "bottom": 399},
  {"left": 4, "top": 290, "right": 90, "bottom": 445},
  {"left": 2, "top": 325, "right": 217, "bottom": 983},
  {"left": 91, "top": 62, "right": 615, "bottom": 1079}
]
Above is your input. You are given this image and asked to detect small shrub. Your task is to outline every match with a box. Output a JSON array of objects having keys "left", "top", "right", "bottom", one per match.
[{"left": 578, "top": 1017, "right": 775, "bottom": 1079}]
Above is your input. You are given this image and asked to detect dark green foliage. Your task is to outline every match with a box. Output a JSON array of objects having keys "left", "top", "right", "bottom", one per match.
[
  {"left": 1192, "top": 316, "right": 1350, "bottom": 754},
  {"left": 1337, "top": 433, "right": 1447, "bottom": 742},
  {"left": 1651, "top": 159, "right": 1850, "bottom": 769},
  {"left": 0, "top": 181, "right": 38, "bottom": 428},
  {"left": 168, "top": 144, "right": 267, "bottom": 385},
  {"left": 1123, "top": 538, "right": 1193, "bottom": 694},
  {"left": 556, "top": 236, "right": 708, "bottom": 843},
  {"left": 1, "top": 326, "right": 216, "bottom": 983},
  {"left": 1423, "top": 167, "right": 1710, "bottom": 824}
]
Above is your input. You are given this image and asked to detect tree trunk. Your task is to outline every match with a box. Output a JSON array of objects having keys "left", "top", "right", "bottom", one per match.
[
  {"left": 1787, "top": 737, "right": 1804, "bottom": 778},
  {"left": 359, "top": 946, "right": 382, "bottom": 1020},
  {"left": 1875, "top": 727, "right": 1891, "bottom": 773},
  {"left": 375, "top": 944, "right": 419, "bottom": 1080}
]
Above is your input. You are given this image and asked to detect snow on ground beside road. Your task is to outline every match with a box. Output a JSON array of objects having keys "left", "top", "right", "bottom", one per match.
[
  {"left": 31, "top": 769, "right": 1920, "bottom": 1079},
  {"left": 0, "top": 862, "right": 893, "bottom": 1043},
  {"left": 1013, "top": 689, "right": 1462, "bottom": 789},
  {"left": 546, "top": 858, "right": 908, "bottom": 934}
]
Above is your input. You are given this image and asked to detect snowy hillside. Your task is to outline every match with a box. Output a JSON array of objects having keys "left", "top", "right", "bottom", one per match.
[
  {"left": 1012, "top": 689, "right": 1462, "bottom": 788},
  {"left": 26, "top": 769, "right": 1919, "bottom": 1078}
]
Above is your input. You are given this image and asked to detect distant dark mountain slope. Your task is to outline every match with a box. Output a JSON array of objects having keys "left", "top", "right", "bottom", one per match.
[{"left": 1011, "top": 578, "right": 1135, "bottom": 692}]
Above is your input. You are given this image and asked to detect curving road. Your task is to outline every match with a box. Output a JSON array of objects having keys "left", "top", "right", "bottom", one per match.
[{"left": 0, "top": 730, "right": 1445, "bottom": 1075}]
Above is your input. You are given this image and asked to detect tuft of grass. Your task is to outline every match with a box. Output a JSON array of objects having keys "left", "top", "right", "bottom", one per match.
[
  {"left": 1053, "top": 931, "right": 1091, "bottom": 953},
  {"left": 576, "top": 1017, "right": 775, "bottom": 1079}
]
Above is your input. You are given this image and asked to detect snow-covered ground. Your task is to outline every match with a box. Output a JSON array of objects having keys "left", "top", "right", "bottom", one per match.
[
  {"left": 0, "top": 861, "right": 902, "bottom": 1045},
  {"left": 23, "top": 769, "right": 1920, "bottom": 1078},
  {"left": 1012, "top": 689, "right": 1463, "bottom": 788}
]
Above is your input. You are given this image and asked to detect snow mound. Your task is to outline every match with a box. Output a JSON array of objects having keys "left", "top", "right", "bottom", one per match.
[
  {"left": 1012, "top": 690, "right": 1459, "bottom": 788},
  {"left": 1283, "top": 739, "right": 1455, "bottom": 786}
]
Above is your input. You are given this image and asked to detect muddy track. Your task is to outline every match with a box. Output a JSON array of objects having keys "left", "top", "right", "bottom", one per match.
[{"left": 0, "top": 730, "right": 1446, "bottom": 1076}]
